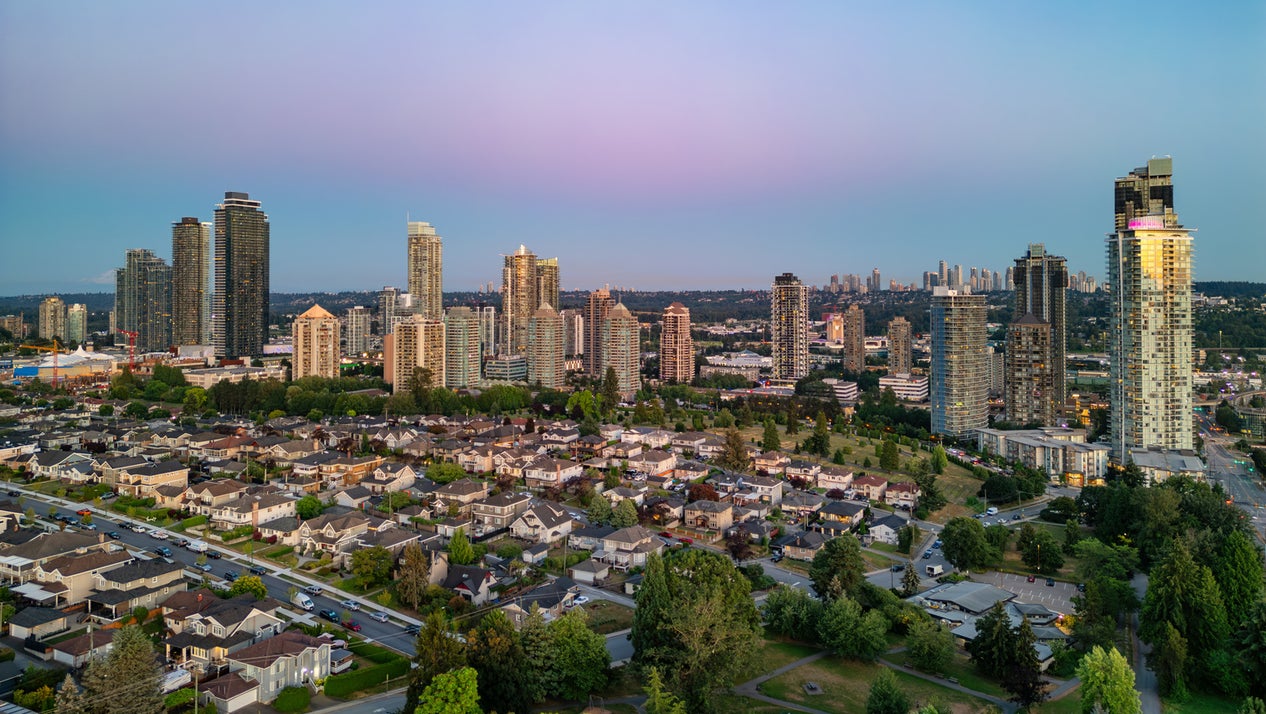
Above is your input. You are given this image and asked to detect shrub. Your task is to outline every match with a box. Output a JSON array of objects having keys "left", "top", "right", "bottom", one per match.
[
  {"left": 323, "top": 659, "right": 410, "bottom": 698},
  {"left": 348, "top": 641, "right": 402, "bottom": 665},
  {"left": 178, "top": 515, "right": 208, "bottom": 530},
  {"left": 0, "top": 647, "right": 14, "bottom": 663},
  {"left": 274, "top": 686, "right": 311, "bottom": 713}
]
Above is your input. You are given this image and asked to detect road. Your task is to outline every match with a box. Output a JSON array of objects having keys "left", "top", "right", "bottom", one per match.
[
  {"left": 6, "top": 485, "right": 420, "bottom": 656},
  {"left": 1203, "top": 437, "right": 1266, "bottom": 541}
]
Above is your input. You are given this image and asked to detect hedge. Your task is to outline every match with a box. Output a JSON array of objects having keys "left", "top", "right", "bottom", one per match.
[
  {"left": 274, "top": 686, "right": 311, "bottom": 713},
  {"left": 178, "top": 515, "right": 208, "bottom": 530},
  {"left": 0, "top": 647, "right": 14, "bottom": 663},
  {"left": 347, "top": 641, "right": 400, "bottom": 665},
  {"left": 323, "top": 659, "right": 410, "bottom": 698}
]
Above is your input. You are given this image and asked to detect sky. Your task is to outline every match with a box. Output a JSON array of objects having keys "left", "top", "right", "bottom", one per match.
[{"left": 1, "top": 1, "right": 1263, "bottom": 294}]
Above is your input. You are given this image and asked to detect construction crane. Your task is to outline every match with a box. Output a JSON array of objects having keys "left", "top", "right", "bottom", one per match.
[
  {"left": 19, "top": 339, "right": 66, "bottom": 388},
  {"left": 118, "top": 329, "right": 139, "bottom": 370}
]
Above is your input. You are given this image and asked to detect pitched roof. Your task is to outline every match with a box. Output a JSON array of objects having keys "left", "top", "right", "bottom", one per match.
[
  {"left": 298, "top": 304, "right": 336, "bottom": 320},
  {"left": 228, "top": 630, "right": 325, "bottom": 668}
]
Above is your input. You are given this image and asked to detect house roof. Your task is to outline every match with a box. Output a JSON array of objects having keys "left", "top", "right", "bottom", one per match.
[
  {"left": 199, "top": 672, "right": 259, "bottom": 700},
  {"left": 229, "top": 630, "right": 324, "bottom": 668},
  {"left": 9, "top": 606, "right": 68, "bottom": 627},
  {"left": 48, "top": 627, "right": 116, "bottom": 656},
  {"left": 40, "top": 550, "right": 132, "bottom": 577},
  {"left": 99, "top": 558, "right": 184, "bottom": 585},
  {"left": 925, "top": 581, "right": 1015, "bottom": 615}
]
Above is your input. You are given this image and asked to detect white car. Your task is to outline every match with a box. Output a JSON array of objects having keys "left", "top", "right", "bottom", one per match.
[
  {"left": 150, "top": 531, "right": 169, "bottom": 540},
  {"left": 340, "top": 599, "right": 360, "bottom": 611},
  {"left": 370, "top": 612, "right": 389, "bottom": 623},
  {"left": 132, "top": 525, "right": 148, "bottom": 533},
  {"left": 573, "top": 595, "right": 590, "bottom": 606}
]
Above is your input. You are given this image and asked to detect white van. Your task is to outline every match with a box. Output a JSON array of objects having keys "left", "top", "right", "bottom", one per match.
[
  {"left": 291, "top": 592, "right": 315, "bottom": 611},
  {"left": 186, "top": 541, "right": 208, "bottom": 553},
  {"left": 985, "top": 507, "right": 998, "bottom": 516}
]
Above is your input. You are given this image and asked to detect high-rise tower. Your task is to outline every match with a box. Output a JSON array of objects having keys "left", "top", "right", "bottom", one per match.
[
  {"left": 38, "top": 297, "right": 66, "bottom": 341},
  {"left": 407, "top": 221, "right": 443, "bottom": 320},
  {"left": 536, "top": 257, "right": 559, "bottom": 311},
  {"left": 659, "top": 302, "right": 694, "bottom": 384},
  {"left": 1006, "top": 243, "right": 1068, "bottom": 426},
  {"left": 528, "top": 303, "right": 566, "bottom": 389},
  {"left": 65, "top": 304, "right": 87, "bottom": 344},
  {"left": 444, "top": 307, "right": 482, "bottom": 389},
  {"left": 930, "top": 287, "right": 987, "bottom": 438},
  {"left": 841, "top": 305, "right": 865, "bottom": 373},
  {"left": 213, "top": 192, "right": 269, "bottom": 359},
  {"left": 1114, "top": 157, "right": 1176, "bottom": 231},
  {"left": 386, "top": 315, "right": 445, "bottom": 393},
  {"left": 115, "top": 249, "right": 172, "bottom": 353},
  {"left": 501, "top": 245, "right": 539, "bottom": 355},
  {"left": 172, "top": 216, "right": 211, "bottom": 346},
  {"left": 602, "top": 302, "right": 640, "bottom": 398},
  {"left": 771, "top": 273, "right": 808, "bottom": 381},
  {"left": 888, "top": 316, "right": 911, "bottom": 375},
  {"left": 583, "top": 287, "right": 615, "bottom": 376},
  {"left": 1108, "top": 160, "right": 1193, "bottom": 460},
  {"left": 292, "top": 304, "right": 340, "bottom": 379}
]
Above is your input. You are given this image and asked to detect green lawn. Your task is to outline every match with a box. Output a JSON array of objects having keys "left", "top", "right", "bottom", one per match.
[
  {"left": 581, "top": 600, "right": 635, "bottom": 635},
  {"left": 734, "top": 636, "right": 823, "bottom": 682},
  {"left": 884, "top": 651, "right": 1006, "bottom": 698},
  {"left": 1162, "top": 691, "right": 1244, "bottom": 714},
  {"left": 758, "top": 658, "right": 996, "bottom": 714},
  {"left": 1037, "top": 688, "right": 1084, "bottom": 714}
]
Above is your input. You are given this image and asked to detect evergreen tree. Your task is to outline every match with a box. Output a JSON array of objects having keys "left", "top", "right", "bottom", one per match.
[
  {"left": 448, "top": 528, "right": 476, "bottom": 565},
  {"left": 520, "top": 604, "right": 555, "bottom": 703},
  {"left": 404, "top": 610, "right": 468, "bottom": 714},
  {"left": 80, "top": 625, "right": 163, "bottom": 714},
  {"left": 1150, "top": 621, "right": 1188, "bottom": 700},
  {"left": 879, "top": 440, "right": 900, "bottom": 471},
  {"left": 600, "top": 366, "right": 621, "bottom": 416},
  {"left": 907, "top": 617, "right": 953, "bottom": 674},
  {"left": 1237, "top": 599, "right": 1266, "bottom": 698},
  {"left": 785, "top": 412, "right": 800, "bottom": 436},
  {"left": 817, "top": 595, "right": 889, "bottom": 660},
  {"left": 1001, "top": 619, "right": 1048, "bottom": 709},
  {"left": 718, "top": 427, "right": 751, "bottom": 472},
  {"left": 467, "top": 610, "right": 531, "bottom": 714},
  {"left": 643, "top": 667, "right": 689, "bottom": 714},
  {"left": 1212, "top": 530, "right": 1264, "bottom": 629},
  {"left": 866, "top": 668, "right": 911, "bottom": 714},
  {"left": 587, "top": 495, "right": 613, "bottom": 525},
  {"left": 762, "top": 418, "right": 782, "bottom": 453},
  {"left": 396, "top": 542, "right": 431, "bottom": 610},
  {"left": 54, "top": 673, "right": 87, "bottom": 714},
  {"left": 1140, "top": 540, "right": 1229, "bottom": 670},
  {"left": 1076, "top": 646, "right": 1141, "bottom": 714},
  {"left": 809, "top": 534, "right": 865, "bottom": 601},
  {"left": 901, "top": 563, "right": 921, "bottom": 596},
  {"left": 548, "top": 608, "right": 610, "bottom": 699},
  {"left": 966, "top": 602, "right": 1015, "bottom": 679},
  {"left": 612, "top": 498, "right": 639, "bottom": 528},
  {"left": 930, "top": 445, "right": 948, "bottom": 474}
]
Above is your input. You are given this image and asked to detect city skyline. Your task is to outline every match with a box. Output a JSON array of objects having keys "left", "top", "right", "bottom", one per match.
[{"left": 1, "top": 3, "right": 1262, "bottom": 294}]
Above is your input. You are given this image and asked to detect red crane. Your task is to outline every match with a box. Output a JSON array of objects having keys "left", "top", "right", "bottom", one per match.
[{"left": 118, "top": 330, "right": 139, "bottom": 370}]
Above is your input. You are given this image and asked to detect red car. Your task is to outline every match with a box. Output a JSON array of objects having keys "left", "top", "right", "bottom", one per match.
[
  {"left": 76, "top": 508, "right": 92, "bottom": 517},
  {"left": 658, "top": 531, "right": 672, "bottom": 538},
  {"left": 342, "top": 620, "right": 362, "bottom": 632},
  {"left": 679, "top": 538, "right": 693, "bottom": 546}
]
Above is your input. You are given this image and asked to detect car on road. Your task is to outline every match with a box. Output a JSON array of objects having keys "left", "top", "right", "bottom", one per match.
[
  {"left": 370, "top": 612, "right": 389, "bottom": 623},
  {"left": 340, "top": 599, "right": 360, "bottom": 611},
  {"left": 658, "top": 531, "right": 672, "bottom": 538},
  {"left": 131, "top": 524, "right": 147, "bottom": 533},
  {"left": 248, "top": 565, "right": 267, "bottom": 576},
  {"left": 174, "top": 538, "right": 189, "bottom": 548},
  {"left": 105, "top": 531, "right": 121, "bottom": 540},
  {"left": 770, "top": 553, "right": 784, "bottom": 563},
  {"left": 890, "top": 563, "right": 904, "bottom": 572},
  {"left": 573, "top": 595, "right": 590, "bottom": 606},
  {"left": 152, "top": 546, "right": 172, "bottom": 557},
  {"left": 922, "top": 550, "right": 932, "bottom": 559},
  {"left": 78, "top": 521, "right": 96, "bottom": 530},
  {"left": 679, "top": 538, "right": 693, "bottom": 546},
  {"left": 76, "top": 508, "right": 91, "bottom": 517},
  {"left": 405, "top": 624, "right": 420, "bottom": 635},
  {"left": 6, "top": 490, "right": 18, "bottom": 497},
  {"left": 342, "top": 620, "right": 362, "bottom": 632},
  {"left": 319, "top": 609, "right": 340, "bottom": 623},
  {"left": 1027, "top": 574, "right": 1036, "bottom": 583},
  {"left": 1045, "top": 577, "right": 1055, "bottom": 587},
  {"left": 932, "top": 540, "right": 942, "bottom": 549},
  {"left": 150, "top": 531, "right": 169, "bottom": 540},
  {"left": 206, "top": 550, "right": 221, "bottom": 559},
  {"left": 224, "top": 571, "right": 239, "bottom": 582},
  {"left": 1012, "top": 514, "right": 1021, "bottom": 521},
  {"left": 303, "top": 584, "right": 323, "bottom": 595},
  {"left": 195, "top": 563, "right": 213, "bottom": 572}
]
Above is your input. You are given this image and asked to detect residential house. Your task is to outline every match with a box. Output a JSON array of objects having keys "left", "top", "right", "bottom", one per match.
[
  {"left": 628, "top": 449, "right": 676, "bottom": 477},
  {"left": 318, "top": 455, "right": 385, "bottom": 488},
  {"left": 884, "top": 481, "right": 921, "bottom": 510},
  {"left": 470, "top": 491, "right": 533, "bottom": 532},
  {"left": 817, "top": 467, "right": 854, "bottom": 492},
  {"left": 332, "top": 486, "right": 373, "bottom": 510},
  {"left": 359, "top": 463, "right": 417, "bottom": 494},
  {"left": 25, "top": 550, "right": 133, "bottom": 607},
  {"left": 568, "top": 525, "right": 616, "bottom": 552},
  {"left": 684, "top": 500, "right": 734, "bottom": 531},
  {"left": 296, "top": 512, "right": 371, "bottom": 560},
  {"left": 164, "top": 592, "right": 286, "bottom": 671},
  {"left": 7, "top": 607, "right": 73, "bottom": 641},
  {"left": 50, "top": 628, "right": 117, "bottom": 668},
  {"left": 86, "top": 558, "right": 187, "bottom": 622},
  {"left": 641, "top": 496, "right": 684, "bottom": 529},
  {"left": 29, "top": 451, "right": 94, "bottom": 480},
  {"left": 568, "top": 559, "right": 609, "bottom": 586},
  {"left": 509, "top": 503, "right": 573, "bottom": 544},
  {"left": 673, "top": 460, "right": 709, "bottom": 482},
  {"left": 853, "top": 474, "right": 888, "bottom": 501},
  {"left": 596, "top": 526, "right": 664, "bottom": 570},
  {"left": 0, "top": 531, "right": 104, "bottom": 584},
  {"left": 262, "top": 439, "right": 320, "bottom": 466},
  {"left": 539, "top": 427, "right": 580, "bottom": 449},
  {"left": 289, "top": 451, "right": 341, "bottom": 480},
  {"left": 523, "top": 457, "right": 584, "bottom": 490},
  {"left": 817, "top": 500, "right": 866, "bottom": 531},
  {"left": 432, "top": 479, "right": 490, "bottom": 516},
  {"left": 608, "top": 441, "right": 644, "bottom": 463},
  {"left": 785, "top": 459, "right": 821, "bottom": 484},
  {"left": 571, "top": 435, "right": 610, "bottom": 459},
  {"left": 95, "top": 455, "right": 149, "bottom": 485},
  {"left": 501, "top": 577, "right": 579, "bottom": 626},
  {"left": 440, "top": 564, "right": 497, "bottom": 606},
  {"left": 694, "top": 435, "right": 727, "bottom": 461},
  {"left": 209, "top": 492, "right": 297, "bottom": 531},
  {"left": 186, "top": 480, "right": 250, "bottom": 517},
  {"left": 740, "top": 474, "right": 784, "bottom": 505},
  {"left": 782, "top": 531, "right": 829, "bottom": 560},
  {"left": 217, "top": 631, "right": 331, "bottom": 711},
  {"left": 457, "top": 446, "right": 497, "bottom": 474},
  {"left": 669, "top": 432, "right": 709, "bottom": 455},
  {"left": 753, "top": 451, "right": 790, "bottom": 476},
  {"left": 869, "top": 513, "right": 909, "bottom": 546},
  {"left": 116, "top": 460, "right": 189, "bottom": 497},
  {"left": 622, "top": 427, "right": 674, "bottom": 449},
  {"left": 606, "top": 486, "right": 646, "bottom": 507}
]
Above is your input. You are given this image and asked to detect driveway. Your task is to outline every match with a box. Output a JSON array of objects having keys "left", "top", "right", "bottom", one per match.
[{"left": 971, "top": 571, "right": 1078, "bottom": 613}]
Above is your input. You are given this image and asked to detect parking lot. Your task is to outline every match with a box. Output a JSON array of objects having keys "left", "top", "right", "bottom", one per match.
[{"left": 971, "top": 571, "right": 1078, "bottom": 613}]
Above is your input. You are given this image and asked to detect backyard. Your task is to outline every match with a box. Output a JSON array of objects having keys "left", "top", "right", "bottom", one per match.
[{"left": 758, "top": 658, "right": 997, "bottom": 714}]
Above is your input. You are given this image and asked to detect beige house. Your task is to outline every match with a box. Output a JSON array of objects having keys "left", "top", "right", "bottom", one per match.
[
  {"left": 116, "top": 460, "right": 189, "bottom": 497},
  {"left": 187, "top": 480, "right": 250, "bottom": 516},
  {"left": 470, "top": 491, "right": 533, "bottom": 531},
  {"left": 684, "top": 500, "right": 734, "bottom": 531},
  {"left": 217, "top": 631, "right": 331, "bottom": 711},
  {"left": 884, "top": 481, "right": 921, "bottom": 510},
  {"left": 87, "top": 558, "right": 187, "bottom": 622},
  {"left": 853, "top": 474, "right": 889, "bottom": 501},
  {"left": 296, "top": 512, "right": 371, "bottom": 559},
  {"left": 433, "top": 479, "right": 491, "bottom": 515},
  {"left": 209, "top": 492, "right": 297, "bottom": 530},
  {"left": 524, "top": 457, "right": 584, "bottom": 489},
  {"left": 817, "top": 467, "right": 854, "bottom": 491},
  {"left": 509, "top": 503, "right": 573, "bottom": 544},
  {"left": 164, "top": 591, "right": 286, "bottom": 670},
  {"left": 597, "top": 526, "right": 664, "bottom": 570},
  {"left": 26, "top": 550, "right": 133, "bottom": 607},
  {"left": 628, "top": 449, "right": 676, "bottom": 477},
  {"left": 754, "top": 451, "right": 790, "bottom": 476}
]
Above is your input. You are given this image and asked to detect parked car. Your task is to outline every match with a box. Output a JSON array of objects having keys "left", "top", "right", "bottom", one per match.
[
  {"left": 1077, "top": 582, "right": 1087, "bottom": 592},
  {"left": 174, "top": 539, "right": 189, "bottom": 549},
  {"left": 658, "top": 531, "right": 672, "bottom": 538},
  {"left": 76, "top": 508, "right": 91, "bottom": 517},
  {"left": 890, "top": 563, "right": 904, "bottom": 572},
  {"left": 131, "top": 524, "right": 148, "bottom": 533},
  {"left": 105, "top": 531, "right": 121, "bottom": 540},
  {"left": 78, "top": 521, "right": 97, "bottom": 531},
  {"left": 573, "top": 595, "right": 590, "bottom": 606},
  {"left": 678, "top": 538, "right": 693, "bottom": 546},
  {"left": 770, "top": 553, "right": 784, "bottom": 563},
  {"left": 249, "top": 565, "right": 267, "bottom": 576},
  {"left": 6, "top": 490, "right": 19, "bottom": 497},
  {"left": 922, "top": 550, "right": 932, "bottom": 559},
  {"left": 303, "top": 584, "right": 323, "bottom": 595},
  {"left": 152, "top": 546, "right": 172, "bottom": 557},
  {"left": 342, "top": 620, "right": 362, "bottom": 632},
  {"left": 206, "top": 550, "right": 222, "bottom": 559},
  {"left": 150, "top": 531, "right": 169, "bottom": 540},
  {"left": 1027, "top": 574, "right": 1036, "bottom": 583},
  {"left": 319, "top": 609, "right": 340, "bottom": 623},
  {"left": 370, "top": 612, "right": 389, "bottom": 623},
  {"left": 224, "top": 571, "right": 239, "bottom": 582},
  {"left": 405, "top": 624, "right": 420, "bottom": 635},
  {"left": 195, "top": 563, "right": 213, "bottom": 572},
  {"left": 1045, "top": 577, "right": 1056, "bottom": 587},
  {"left": 340, "top": 599, "right": 360, "bottom": 611},
  {"left": 932, "top": 540, "right": 942, "bottom": 549},
  {"left": 1012, "top": 514, "right": 1022, "bottom": 521}
]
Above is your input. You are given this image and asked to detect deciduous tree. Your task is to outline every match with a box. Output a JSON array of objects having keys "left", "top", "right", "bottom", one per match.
[
  {"left": 941, "top": 516, "right": 995, "bottom": 571},
  {"left": 467, "top": 610, "right": 530, "bottom": 714},
  {"left": 416, "top": 667, "right": 481, "bottom": 714},
  {"left": 396, "top": 542, "right": 431, "bottom": 610},
  {"left": 866, "top": 668, "right": 910, "bottom": 714},
  {"left": 907, "top": 616, "right": 953, "bottom": 674},
  {"left": 295, "top": 494, "right": 323, "bottom": 520},
  {"left": 350, "top": 546, "right": 393, "bottom": 588},
  {"left": 405, "top": 611, "right": 467, "bottom": 714},
  {"left": 809, "top": 534, "right": 865, "bottom": 601},
  {"left": 447, "top": 528, "right": 476, "bottom": 565},
  {"left": 817, "top": 595, "right": 888, "bottom": 661},
  {"left": 1076, "top": 646, "right": 1141, "bottom": 714},
  {"left": 761, "top": 585, "right": 823, "bottom": 642},
  {"left": 587, "top": 495, "right": 613, "bottom": 525},
  {"left": 548, "top": 608, "right": 610, "bottom": 699},
  {"left": 228, "top": 574, "right": 268, "bottom": 600}
]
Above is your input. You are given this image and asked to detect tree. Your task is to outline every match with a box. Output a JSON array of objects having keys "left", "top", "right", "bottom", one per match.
[
  {"left": 600, "top": 366, "right": 621, "bottom": 415},
  {"left": 448, "top": 528, "right": 476, "bottom": 565},
  {"left": 612, "top": 498, "right": 639, "bottom": 528},
  {"left": 809, "top": 535, "right": 865, "bottom": 602},
  {"left": 1076, "top": 646, "right": 1142, "bottom": 714},
  {"left": 467, "top": 610, "right": 531, "bottom": 714},
  {"left": 718, "top": 427, "right": 751, "bottom": 471},
  {"left": 1062, "top": 518, "right": 1082, "bottom": 555},
  {"left": 395, "top": 542, "right": 431, "bottom": 610},
  {"left": 940, "top": 517, "right": 995, "bottom": 571},
  {"left": 54, "top": 673, "right": 88, "bottom": 714},
  {"left": 426, "top": 462, "right": 467, "bottom": 484},
  {"left": 1002, "top": 619, "right": 1048, "bottom": 709},
  {"left": 643, "top": 667, "right": 689, "bottom": 714},
  {"left": 351, "top": 546, "right": 394, "bottom": 588},
  {"left": 762, "top": 418, "right": 782, "bottom": 453},
  {"left": 880, "top": 440, "right": 900, "bottom": 471},
  {"left": 1212, "top": 530, "right": 1264, "bottom": 628},
  {"left": 80, "top": 625, "right": 163, "bottom": 713},
  {"left": 1020, "top": 530, "right": 1064, "bottom": 574},
  {"left": 817, "top": 595, "right": 888, "bottom": 661},
  {"left": 404, "top": 611, "right": 468, "bottom": 714},
  {"left": 519, "top": 604, "right": 554, "bottom": 703},
  {"left": 1237, "top": 600, "right": 1266, "bottom": 698},
  {"left": 907, "top": 616, "right": 954, "bottom": 674},
  {"left": 688, "top": 482, "right": 719, "bottom": 503},
  {"left": 587, "top": 495, "right": 613, "bottom": 525},
  {"left": 415, "top": 667, "right": 481, "bottom": 714},
  {"left": 631, "top": 551, "right": 762, "bottom": 713},
  {"left": 228, "top": 574, "right": 268, "bottom": 600},
  {"left": 98, "top": 403, "right": 115, "bottom": 417},
  {"left": 930, "top": 445, "right": 948, "bottom": 474},
  {"left": 295, "top": 495, "right": 323, "bottom": 520},
  {"left": 1150, "top": 621, "right": 1188, "bottom": 700},
  {"left": 897, "top": 523, "right": 920, "bottom": 554},
  {"left": 804, "top": 412, "right": 831, "bottom": 457},
  {"left": 761, "top": 585, "right": 823, "bottom": 642},
  {"left": 547, "top": 608, "right": 610, "bottom": 699},
  {"left": 967, "top": 602, "right": 1015, "bottom": 679},
  {"left": 1139, "top": 540, "right": 1229, "bottom": 671},
  {"left": 866, "top": 667, "right": 911, "bottom": 714},
  {"left": 901, "top": 563, "right": 921, "bottom": 596}
]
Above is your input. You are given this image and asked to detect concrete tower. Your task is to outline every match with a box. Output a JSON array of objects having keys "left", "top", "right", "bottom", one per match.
[
  {"left": 213, "top": 192, "right": 269, "bottom": 359},
  {"left": 659, "top": 302, "right": 694, "bottom": 384},
  {"left": 930, "top": 287, "right": 987, "bottom": 438},
  {"left": 293, "top": 304, "right": 340, "bottom": 379},
  {"left": 771, "top": 273, "right": 808, "bottom": 381},
  {"left": 172, "top": 216, "right": 211, "bottom": 346},
  {"left": 407, "top": 221, "right": 443, "bottom": 320}
]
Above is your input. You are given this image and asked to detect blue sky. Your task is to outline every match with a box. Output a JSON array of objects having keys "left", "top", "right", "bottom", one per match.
[{"left": 1, "top": 1, "right": 1262, "bottom": 293}]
